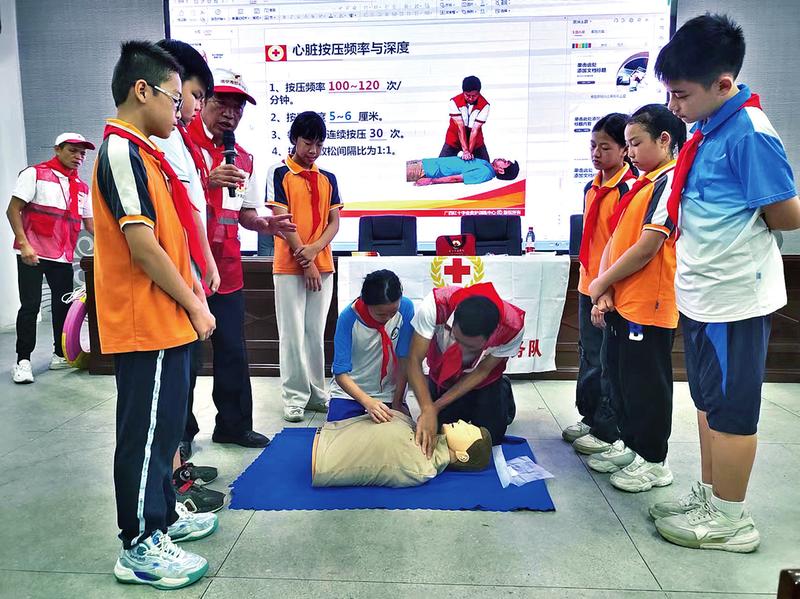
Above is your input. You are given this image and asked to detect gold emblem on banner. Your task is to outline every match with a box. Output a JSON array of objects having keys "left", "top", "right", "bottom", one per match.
[{"left": 430, "top": 256, "right": 484, "bottom": 288}]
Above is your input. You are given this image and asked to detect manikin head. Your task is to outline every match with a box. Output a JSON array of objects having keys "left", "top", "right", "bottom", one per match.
[{"left": 443, "top": 420, "right": 492, "bottom": 471}]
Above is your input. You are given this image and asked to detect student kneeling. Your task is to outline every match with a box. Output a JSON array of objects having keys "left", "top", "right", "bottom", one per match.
[{"left": 312, "top": 413, "right": 491, "bottom": 487}]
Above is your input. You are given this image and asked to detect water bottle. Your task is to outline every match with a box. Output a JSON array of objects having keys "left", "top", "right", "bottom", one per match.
[{"left": 525, "top": 226, "right": 536, "bottom": 254}]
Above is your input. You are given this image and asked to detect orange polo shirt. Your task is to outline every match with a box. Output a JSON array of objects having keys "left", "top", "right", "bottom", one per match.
[
  {"left": 577, "top": 164, "right": 634, "bottom": 295},
  {"left": 607, "top": 160, "right": 678, "bottom": 329},
  {"left": 92, "top": 119, "right": 197, "bottom": 353},
  {"left": 266, "top": 155, "right": 343, "bottom": 275}
]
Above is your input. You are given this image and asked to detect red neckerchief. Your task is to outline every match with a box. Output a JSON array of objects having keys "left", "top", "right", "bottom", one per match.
[
  {"left": 666, "top": 93, "right": 762, "bottom": 236},
  {"left": 438, "top": 282, "right": 504, "bottom": 384},
  {"left": 607, "top": 176, "right": 652, "bottom": 235},
  {"left": 176, "top": 122, "right": 209, "bottom": 192},
  {"left": 40, "top": 156, "right": 81, "bottom": 226},
  {"left": 296, "top": 168, "right": 322, "bottom": 234},
  {"left": 579, "top": 166, "right": 636, "bottom": 269},
  {"left": 353, "top": 298, "right": 397, "bottom": 387},
  {"left": 186, "top": 115, "right": 224, "bottom": 211},
  {"left": 104, "top": 123, "right": 206, "bottom": 278}
]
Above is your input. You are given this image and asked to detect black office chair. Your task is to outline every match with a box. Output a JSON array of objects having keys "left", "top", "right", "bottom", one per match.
[
  {"left": 569, "top": 214, "right": 583, "bottom": 257},
  {"left": 358, "top": 215, "right": 417, "bottom": 256},
  {"left": 460, "top": 215, "right": 522, "bottom": 256}
]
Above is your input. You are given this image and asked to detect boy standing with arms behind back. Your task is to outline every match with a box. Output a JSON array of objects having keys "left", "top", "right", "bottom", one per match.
[
  {"left": 94, "top": 41, "right": 217, "bottom": 589},
  {"left": 651, "top": 14, "right": 800, "bottom": 552}
]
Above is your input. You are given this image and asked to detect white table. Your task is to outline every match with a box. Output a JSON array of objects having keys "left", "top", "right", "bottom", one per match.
[{"left": 337, "top": 254, "right": 570, "bottom": 373}]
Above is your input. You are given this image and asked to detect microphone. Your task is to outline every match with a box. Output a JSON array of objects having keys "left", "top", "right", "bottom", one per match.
[{"left": 222, "top": 129, "right": 238, "bottom": 198}]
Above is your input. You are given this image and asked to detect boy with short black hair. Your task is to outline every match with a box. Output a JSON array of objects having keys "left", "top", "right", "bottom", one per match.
[
  {"left": 6, "top": 133, "right": 95, "bottom": 383},
  {"left": 650, "top": 14, "right": 800, "bottom": 552},
  {"left": 94, "top": 40, "right": 218, "bottom": 589}
]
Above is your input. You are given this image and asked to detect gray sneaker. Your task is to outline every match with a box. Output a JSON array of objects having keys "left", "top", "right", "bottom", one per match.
[
  {"left": 587, "top": 440, "right": 635, "bottom": 473},
  {"left": 562, "top": 421, "right": 591, "bottom": 443},
  {"left": 573, "top": 433, "right": 612, "bottom": 455},
  {"left": 283, "top": 406, "right": 305, "bottom": 422},
  {"left": 649, "top": 481, "right": 710, "bottom": 519},
  {"left": 655, "top": 501, "right": 760, "bottom": 553}
]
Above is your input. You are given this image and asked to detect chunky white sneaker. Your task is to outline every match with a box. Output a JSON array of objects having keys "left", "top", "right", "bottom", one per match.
[
  {"left": 655, "top": 501, "right": 760, "bottom": 553},
  {"left": 649, "top": 481, "right": 710, "bottom": 520},
  {"left": 114, "top": 530, "right": 208, "bottom": 590},
  {"left": 587, "top": 440, "right": 635, "bottom": 473},
  {"left": 283, "top": 406, "right": 305, "bottom": 423},
  {"left": 562, "top": 421, "right": 591, "bottom": 443},
  {"left": 12, "top": 360, "right": 34, "bottom": 384},
  {"left": 610, "top": 455, "right": 673, "bottom": 492},
  {"left": 168, "top": 501, "right": 219, "bottom": 542},
  {"left": 48, "top": 354, "right": 71, "bottom": 370},
  {"left": 573, "top": 433, "right": 611, "bottom": 455}
]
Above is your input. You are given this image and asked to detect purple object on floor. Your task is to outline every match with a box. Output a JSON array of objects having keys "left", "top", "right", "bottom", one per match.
[{"left": 229, "top": 428, "right": 555, "bottom": 512}]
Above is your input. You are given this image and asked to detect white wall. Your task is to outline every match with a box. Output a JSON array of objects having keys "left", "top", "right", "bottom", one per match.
[{"left": 0, "top": 0, "right": 27, "bottom": 328}]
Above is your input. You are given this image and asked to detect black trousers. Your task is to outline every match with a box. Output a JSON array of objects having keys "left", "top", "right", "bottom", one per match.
[
  {"left": 182, "top": 340, "right": 203, "bottom": 443},
  {"left": 575, "top": 293, "right": 620, "bottom": 443},
  {"left": 429, "top": 375, "right": 514, "bottom": 445},
  {"left": 206, "top": 290, "right": 254, "bottom": 435},
  {"left": 439, "top": 141, "right": 490, "bottom": 163},
  {"left": 114, "top": 345, "right": 190, "bottom": 548},
  {"left": 605, "top": 311, "right": 674, "bottom": 463},
  {"left": 15, "top": 256, "right": 73, "bottom": 361}
]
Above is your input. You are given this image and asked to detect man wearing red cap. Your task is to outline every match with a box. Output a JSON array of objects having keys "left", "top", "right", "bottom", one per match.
[
  {"left": 407, "top": 282, "right": 525, "bottom": 456},
  {"left": 6, "top": 132, "right": 96, "bottom": 384},
  {"left": 187, "top": 68, "right": 295, "bottom": 447}
]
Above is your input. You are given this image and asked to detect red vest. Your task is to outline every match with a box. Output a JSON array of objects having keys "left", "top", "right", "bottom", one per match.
[
  {"left": 15, "top": 165, "right": 86, "bottom": 262},
  {"left": 445, "top": 93, "right": 489, "bottom": 149},
  {"left": 187, "top": 116, "right": 254, "bottom": 294},
  {"left": 427, "top": 284, "right": 525, "bottom": 389}
]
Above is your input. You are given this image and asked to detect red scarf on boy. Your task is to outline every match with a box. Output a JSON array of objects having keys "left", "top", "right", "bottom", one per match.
[
  {"left": 176, "top": 122, "right": 209, "bottom": 191},
  {"left": 103, "top": 123, "right": 206, "bottom": 278},
  {"left": 666, "top": 93, "right": 762, "bottom": 235}
]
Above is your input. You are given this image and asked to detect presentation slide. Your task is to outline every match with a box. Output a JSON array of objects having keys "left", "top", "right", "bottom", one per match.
[{"left": 168, "top": 0, "right": 673, "bottom": 251}]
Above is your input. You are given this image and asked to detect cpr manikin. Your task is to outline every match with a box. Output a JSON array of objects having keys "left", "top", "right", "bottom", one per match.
[{"left": 312, "top": 413, "right": 492, "bottom": 488}]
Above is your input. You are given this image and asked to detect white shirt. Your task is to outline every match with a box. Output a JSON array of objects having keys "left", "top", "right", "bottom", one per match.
[{"left": 153, "top": 129, "right": 207, "bottom": 229}]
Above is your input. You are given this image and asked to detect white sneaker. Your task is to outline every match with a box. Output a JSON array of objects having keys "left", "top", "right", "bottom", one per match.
[
  {"left": 610, "top": 455, "right": 673, "bottom": 493},
  {"left": 283, "top": 406, "right": 305, "bottom": 423},
  {"left": 587, "top": 440, "right": 635, "bottom": 473},
  {"left": 168, "top": 501, "right": 219, "bottom": 542},
  {"left": 114, "top": 530, "right": 208, "bottom": 590},
  {"left": 562, "top": 421, "right": 591, "bottom": 443},
  {"left": 649, "top": 481, "right": 710, "bottom": 520},
  {"left": 655, "top": 501, "right": 760, "bottom": 553},
  {"left": 49, "top": 354, "right": 71, "bottom": 370},
  {"left": 12, "top": 360, "right": 34, "bottom": 384},
  {"left": 573, "top": 433, "right": 612, "bottom": 455}
]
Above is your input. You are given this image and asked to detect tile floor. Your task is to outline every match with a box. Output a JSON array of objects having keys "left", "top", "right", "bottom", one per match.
[{"left": 1, "top": 331, "right": 798, "bottom": 598}]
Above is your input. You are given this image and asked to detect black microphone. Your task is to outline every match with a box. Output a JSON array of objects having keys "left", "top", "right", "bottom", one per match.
[{"left": 222, "top": 129, "right": 238, "bottom": 198}]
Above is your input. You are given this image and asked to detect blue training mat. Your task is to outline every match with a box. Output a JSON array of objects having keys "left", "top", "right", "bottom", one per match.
[{"left": 229, "top": 428, "right": 555, "bottom": 512}]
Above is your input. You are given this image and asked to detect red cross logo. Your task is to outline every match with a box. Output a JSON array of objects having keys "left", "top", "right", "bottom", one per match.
[
  {"left": 444, "top": 258, "right": 471, "bottom": 284},
  {"left": 265, "top": 45, "right": 287, "bottom": 62}
]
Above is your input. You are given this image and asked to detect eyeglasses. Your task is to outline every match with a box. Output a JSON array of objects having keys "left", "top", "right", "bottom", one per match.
[
  {"left": 148, "top": 83, "right": 183, "bottom": 112},
  {"left": 207, "top": 96, "right": 245, "bottom": 115}
]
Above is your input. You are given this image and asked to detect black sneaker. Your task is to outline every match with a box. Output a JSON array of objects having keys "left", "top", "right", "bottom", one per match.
[
  {"left": 173, "top": 468, "right": 225, "bottom": 513},
  {"left": 184, "top": 462, "right": 218, "bottom": 485}
]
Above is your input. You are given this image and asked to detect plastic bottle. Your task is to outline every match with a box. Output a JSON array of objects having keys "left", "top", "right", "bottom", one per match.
[{"left": 525, "top": 226, "right": 536, "bottom": 254}]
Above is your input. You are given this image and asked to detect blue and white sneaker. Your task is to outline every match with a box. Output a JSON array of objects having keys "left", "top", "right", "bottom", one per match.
[
  {"left": 114, "top": 530, "right": 208, "bottom": 590},
  {"left": 168, "top": 501, "right": 219, "bottom": 542}
]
